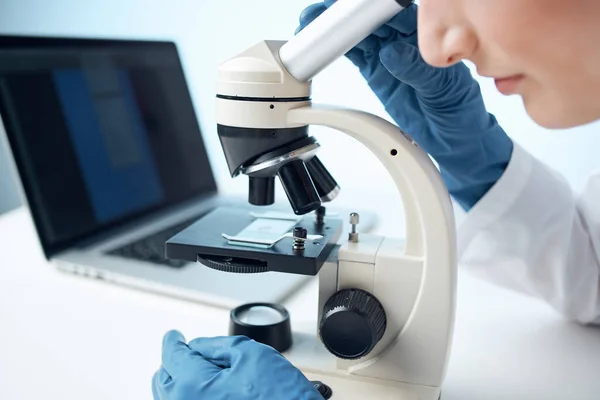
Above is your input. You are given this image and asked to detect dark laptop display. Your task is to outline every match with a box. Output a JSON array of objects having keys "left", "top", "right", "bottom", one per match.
[{"left": 0, "top": 36, "right": 217, "bottom": 258}]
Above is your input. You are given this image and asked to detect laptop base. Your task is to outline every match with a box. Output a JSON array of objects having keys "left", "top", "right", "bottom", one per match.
[{"left": 53, "top": 255, "right": 312, "bottom": 309}]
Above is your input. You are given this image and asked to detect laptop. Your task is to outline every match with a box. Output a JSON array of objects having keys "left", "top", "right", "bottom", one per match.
[{"left": 0, "top": 35, "right": 377, "bottom": 309}]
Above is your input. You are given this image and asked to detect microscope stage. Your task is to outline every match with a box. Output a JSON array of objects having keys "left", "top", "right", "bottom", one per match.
[{"left": 165, "top": 207, "right": 342, "bottom": 276}]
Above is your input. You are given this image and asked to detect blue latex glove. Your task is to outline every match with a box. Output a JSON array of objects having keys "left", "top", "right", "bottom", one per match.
[
  {"left": 152, "top": 330, "right": 322, "bottom": 400},
  {"left": 297, "top": 2, "right": 513, "bottom": 210}
]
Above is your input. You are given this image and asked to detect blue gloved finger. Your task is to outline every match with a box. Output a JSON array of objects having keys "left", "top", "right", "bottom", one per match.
[
  {"left": 161, "top": 330, "right": 222, "bottom": 378},
  {"left": 345, "top": 48, "right": 368, "bottom": 70},
  {"left": 384, "top": 4, "right": 418, "bottom": 35},
  {"left": 151, "top": 371, "right": 161, "bottom": 400},
  {"left": 386, "top": 84, "right": 439, "bottom": 145},
  {"left": 158, "top": 366, "right": 173, "bottom": 386},
  {"left": 353, "top": 35, "right": 382, "bottom": 59},
  {"left": 161, "top": 330, "right": 193, "bottom": 377},
  {"left": 187, "top": 335, "right": 254, "bottom": 367},
  {"left": 374, "top": 4, "right": 418, "bottom": 39},
  {"left": 297, "top": 3, "right": 327, "bottom": 33},
  {"left": 151, "top": 368, "right": 172, "bottom": 400},
  {"left": 371, "top": 24, "right": 395, "bottom": 39},
  {"left": 380, "top": 41, "right": 451, "bottom": 95}
]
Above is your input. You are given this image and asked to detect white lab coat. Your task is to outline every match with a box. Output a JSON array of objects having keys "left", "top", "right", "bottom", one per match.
[{"left": 457, "top": 142, "right": 600, "bottom": 324}]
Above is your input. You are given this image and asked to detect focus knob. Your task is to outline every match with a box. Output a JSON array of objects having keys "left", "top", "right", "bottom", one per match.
[{"left": 319, "top": 288, "right": 386, "bottom": 360}]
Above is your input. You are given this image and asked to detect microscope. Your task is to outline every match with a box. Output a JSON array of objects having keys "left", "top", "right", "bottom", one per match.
[{"left": 166, "top": 0, "right": 457, "bottom": 398}]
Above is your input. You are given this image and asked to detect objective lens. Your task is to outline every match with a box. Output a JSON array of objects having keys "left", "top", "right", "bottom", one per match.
[
  {"left": 306, "top": 156, "right": 340, "bottom": 202},
  {"left": 249, "top": 176, "right": 275, "bottom": 206},
  {"left": 278, "top": 159, "right": 321, "bottom": 215}
]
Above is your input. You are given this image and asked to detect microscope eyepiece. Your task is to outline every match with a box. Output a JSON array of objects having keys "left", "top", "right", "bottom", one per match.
[{"left": 278, "top": 159, "right": 321, "bottom": 215}]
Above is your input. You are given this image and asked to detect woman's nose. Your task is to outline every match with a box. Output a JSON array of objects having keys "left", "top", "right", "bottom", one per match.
[{"left": 417, "top": 6, "right": 477, "bottom": 67}]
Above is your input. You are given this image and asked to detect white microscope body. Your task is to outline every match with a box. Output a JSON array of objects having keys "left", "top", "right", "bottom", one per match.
[{"left": 215, "top": 0, "right": 457, "bottom": 398}]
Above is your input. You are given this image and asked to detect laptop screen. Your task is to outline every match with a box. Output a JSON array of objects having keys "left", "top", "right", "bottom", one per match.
[{"left": 0, "top": 36, "right": 217, "bottom": 257}]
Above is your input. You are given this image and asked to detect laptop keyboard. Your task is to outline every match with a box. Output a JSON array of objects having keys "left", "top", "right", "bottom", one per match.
[{"left": 107, "top": 215, "right": 205, "bottom": 268}]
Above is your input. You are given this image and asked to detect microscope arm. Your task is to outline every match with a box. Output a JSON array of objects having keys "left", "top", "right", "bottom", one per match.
[
  {"left": 286, "top": 105, "right": 456, "bottom": 390},
  {"left": 286, "top": 105, "right": 453, "bottom": 256}
]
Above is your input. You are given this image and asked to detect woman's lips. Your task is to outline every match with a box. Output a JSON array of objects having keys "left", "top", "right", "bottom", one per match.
[{"left": 494, "top": 75, "right": 524, "bottom": 95}]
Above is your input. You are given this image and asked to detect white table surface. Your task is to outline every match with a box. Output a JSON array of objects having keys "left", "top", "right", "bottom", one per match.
[{"left": 1, "top": 207, "right": 600, "bottom": 400}]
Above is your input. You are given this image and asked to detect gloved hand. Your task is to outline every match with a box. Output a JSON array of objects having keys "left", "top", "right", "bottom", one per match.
[
  {"left": 297, "top": 2, "right": 513, "bottom": 210},
  {"left": 152, "top": 330, "right": 322, "bottom": 400}
]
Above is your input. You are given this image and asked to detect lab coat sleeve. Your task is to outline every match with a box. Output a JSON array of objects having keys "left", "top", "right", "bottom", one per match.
[{"left": 457, "top": 142, "right": 600, "bottom": 324}]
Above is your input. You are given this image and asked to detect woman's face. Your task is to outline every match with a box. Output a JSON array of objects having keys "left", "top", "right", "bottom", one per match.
[{"left": 417, "top": 0, "right": 600, "bottom": 129}]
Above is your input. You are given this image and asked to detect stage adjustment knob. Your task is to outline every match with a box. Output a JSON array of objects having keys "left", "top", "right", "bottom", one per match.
[{"left": 319, "top": 288, "right": 386, "bottom": 360}]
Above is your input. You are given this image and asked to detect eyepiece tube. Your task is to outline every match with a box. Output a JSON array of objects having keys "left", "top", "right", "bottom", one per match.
[{"left": 279, "top": 0, "right": 409, "bottom": 82}]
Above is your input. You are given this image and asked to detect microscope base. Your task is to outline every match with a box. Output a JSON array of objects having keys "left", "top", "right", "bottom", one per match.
[
  {"left": 285, "top": 328, "right": 442, "bottom": 400},
  {"left": 302, "top": 370, "right": 441, "bottom": 400}
]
